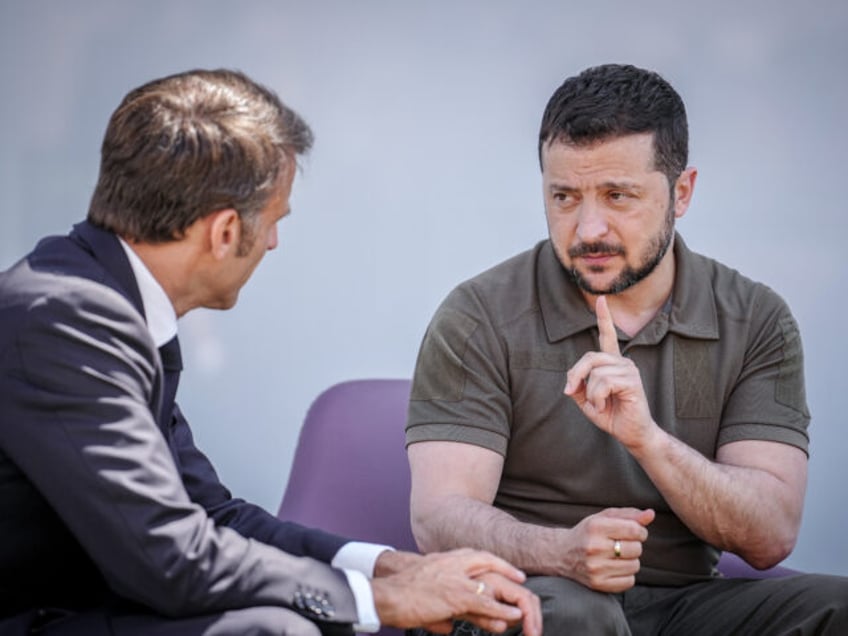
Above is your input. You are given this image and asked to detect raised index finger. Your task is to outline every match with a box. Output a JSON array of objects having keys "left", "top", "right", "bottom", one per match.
[{"left": 595, "top": 296, "right": 620, "bottom": 355}]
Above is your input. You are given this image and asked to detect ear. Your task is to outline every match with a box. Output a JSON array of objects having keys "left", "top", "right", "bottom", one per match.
[
  {"left": 207, "top": 209, "right": 242, "bottom": 260},
  {"left": 672, "top": 167, "right": 698, "bottom": 220}
]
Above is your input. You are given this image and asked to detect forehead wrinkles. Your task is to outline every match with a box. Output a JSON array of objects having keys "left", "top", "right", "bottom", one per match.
[{"left": 542, "top": 134, "right": 657, "bottom": 180}]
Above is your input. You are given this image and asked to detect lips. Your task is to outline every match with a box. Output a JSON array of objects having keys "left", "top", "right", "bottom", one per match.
[
  {"left": 582, "top": 252, "right": 615, "bottom": 262},
  {"left": 583, "top": 257, "right": 615, "bottom": 275},
  {"left": 567, "top": 242, "right": 624, "bottom": 260},
  {"left": 579, "top": 251, "right": 619, "bottom": 267}
]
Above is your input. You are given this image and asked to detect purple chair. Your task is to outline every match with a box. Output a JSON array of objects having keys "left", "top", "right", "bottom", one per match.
[
  {"left": 278, "top": 379, "right": 796, "bottom": 634},
  {"left": 279, "top": 379, "right": 416, "bottom": 553},
  {"left": 278, "top": 379, "right": 415, "bottom": 636},
  {"left": 717, "top": 551, "right": 797, "bottom": 578}
]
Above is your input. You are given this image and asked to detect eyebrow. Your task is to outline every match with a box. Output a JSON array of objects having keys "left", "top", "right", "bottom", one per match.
[
  {"left": 602, "top": 180, "right": 641, "bottom": 191},
  {"left": 548, "top": 180, "right": 642, "bottom": 192}
]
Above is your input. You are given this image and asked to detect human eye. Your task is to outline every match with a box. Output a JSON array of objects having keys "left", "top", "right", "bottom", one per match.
[
  {"left": 607, "top": 189, "right": 636, "bottom": 206},
  {"left": 551, "top": 189, "right": 575, "bottom": 205}
]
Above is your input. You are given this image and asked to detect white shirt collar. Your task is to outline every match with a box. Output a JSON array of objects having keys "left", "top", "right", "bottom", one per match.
[{"left": 118, "top": 238, "right": 178, "bottom": 348}]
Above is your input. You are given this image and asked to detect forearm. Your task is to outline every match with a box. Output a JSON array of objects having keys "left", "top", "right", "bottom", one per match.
[
  {"left": 413, "top": 494, "right": 568, "bottom": 577},
  {"left": 632, "top": 428, "right": 803, "bottom": 567}
]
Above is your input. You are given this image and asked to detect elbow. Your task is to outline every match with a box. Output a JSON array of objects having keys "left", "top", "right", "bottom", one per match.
[
  {"left": 145, "top": 595, "right": 197, "bottom": 619},
  {"left": 413, "top": 531, "right": 438, "bottom": 555},
  {"left": 744, "top": 550, "right": 792, "bottom": 572},
  {"left": 410, "top": 510, "right": 442, "bottom": 554},
  {"left": 105, "top": 566, "right": 205, "bottom": 617},
  {"left": 736, "top": 526, "right": 799, "bottom": 571},
  {"left": 410, "top": 497, "right": 461, "bottom": 554},
  {"left": 743, "top": 550, "right": 789, "bottom": 572},
  {"left": 104, "top": 574, "right": 183, "bottom": 617},
  {"left": 752, "top": 538, "right": 796, "bottom": 571},
  {"left": 102, "top": 542, "right": 230, "bottom": 617}
]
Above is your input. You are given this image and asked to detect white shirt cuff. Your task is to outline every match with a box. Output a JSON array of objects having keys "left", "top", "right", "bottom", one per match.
[
  {"left": 332, "top": 542, "right": 394, "bottom": 633},
  {"left": 341, "top": 569, "right": 380, "bottom": 633},
  {"left": 332, "top": 541, "right": 393, "bottom": 579}
]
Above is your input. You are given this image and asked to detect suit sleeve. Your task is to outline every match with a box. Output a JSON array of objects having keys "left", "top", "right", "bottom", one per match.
[
  {"left": 0, "top": 278, "right": 358, "bottom": 624},
  {"left": 166, "top": 404, "right": 351, "bottom": 563}
]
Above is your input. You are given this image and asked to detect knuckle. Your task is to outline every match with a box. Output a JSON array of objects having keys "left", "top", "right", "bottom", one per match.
[
  {"left": 584, "top": 516, "right": 604, "bottom": 532},
  {"left": 584, "top": 560, "right": 604, "bottom": 577}
]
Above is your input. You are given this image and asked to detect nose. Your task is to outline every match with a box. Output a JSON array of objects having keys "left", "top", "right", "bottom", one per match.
[{"left": 575, "top": 200, "right": 608, "bottom": 243}]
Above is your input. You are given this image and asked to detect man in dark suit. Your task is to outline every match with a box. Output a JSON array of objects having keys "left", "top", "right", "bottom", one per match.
[{"left": 0, "top": 69, "right": 541, "bottom": 636}]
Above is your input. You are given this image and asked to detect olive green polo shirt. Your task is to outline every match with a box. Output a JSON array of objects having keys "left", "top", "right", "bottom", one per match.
[{"left": 406, "top": 234, "right": 810, "bottom": 586}]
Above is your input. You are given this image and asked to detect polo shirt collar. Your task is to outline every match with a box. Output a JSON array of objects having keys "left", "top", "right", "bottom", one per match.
[
  {"left": 537, "top": 240, "right": 597, "bottom": 343},
  {"left": 666, "top": 234, "right": 719, "bottom": 340},
  {"left": 538, "top": 233, "right": 719, "bottom": 343}
]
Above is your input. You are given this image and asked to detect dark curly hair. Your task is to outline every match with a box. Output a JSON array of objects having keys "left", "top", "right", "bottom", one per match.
[{"left": 538, "top": 64, "right": 688, "bottom": 184}]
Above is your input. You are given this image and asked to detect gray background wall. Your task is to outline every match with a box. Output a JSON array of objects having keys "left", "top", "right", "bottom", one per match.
[{"left": 1, "top": 0, "right": 845, "bottom": 575}]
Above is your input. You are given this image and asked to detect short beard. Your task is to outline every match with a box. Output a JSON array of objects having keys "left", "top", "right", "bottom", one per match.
[{"left": 564, "top": 202, "right": 675, "bottom": 295}]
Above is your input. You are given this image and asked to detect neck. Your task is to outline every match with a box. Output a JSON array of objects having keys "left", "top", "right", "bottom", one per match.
[{"left": 124, "top": 239, "right": 201, "bottom": 318}]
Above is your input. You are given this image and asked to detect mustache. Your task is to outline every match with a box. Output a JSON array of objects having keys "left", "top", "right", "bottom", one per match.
[{"left": 567, "top": 242, "right": 625, "bottom": 258}]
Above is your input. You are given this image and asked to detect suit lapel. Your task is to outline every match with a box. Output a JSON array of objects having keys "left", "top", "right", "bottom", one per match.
[{"left": 68, "top": 221, "right": 180, "bottom": 432}]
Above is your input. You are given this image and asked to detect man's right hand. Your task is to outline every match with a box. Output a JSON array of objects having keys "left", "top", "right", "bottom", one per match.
[
  {"left": 370, "top": 548, "right": 542, "bottom": 635},
  {"left": 562, "top": 507, "right": 655, "bottom": 592}
]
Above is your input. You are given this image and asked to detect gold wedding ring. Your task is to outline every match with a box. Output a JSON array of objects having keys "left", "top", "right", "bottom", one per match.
[
  {"left": 613, "top": 539, "right": 622, "bottom": 558},
  {"left": 475, "top": 581, "right": 486, "bottom": 595}
]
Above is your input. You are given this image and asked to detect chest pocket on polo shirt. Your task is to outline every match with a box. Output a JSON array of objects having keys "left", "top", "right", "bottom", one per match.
[{"left": 673, "top": 337, "right": 719, "bottom": 419}]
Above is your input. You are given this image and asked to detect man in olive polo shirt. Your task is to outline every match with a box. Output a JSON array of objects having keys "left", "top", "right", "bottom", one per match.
[{"left": 405, "top": 64, "right": 848, "bottom": 634}]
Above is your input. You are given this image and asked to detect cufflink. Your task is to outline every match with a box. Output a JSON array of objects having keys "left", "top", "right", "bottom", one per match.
[{"left": 293, "top": 586, "right": 336, "bottom": 619}]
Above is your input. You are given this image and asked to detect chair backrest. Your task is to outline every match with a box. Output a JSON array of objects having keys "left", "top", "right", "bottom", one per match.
[{"left": 278, "top": 378, "right": 417, "bottom": 553}]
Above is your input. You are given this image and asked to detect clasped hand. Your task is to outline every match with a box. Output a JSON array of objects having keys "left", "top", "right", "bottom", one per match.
[
  {"left": 372, "top": 548, "right": 542, "bottom": 635},
  {"left": 562, "top": 507, "right": 655, "bottom": 592}
]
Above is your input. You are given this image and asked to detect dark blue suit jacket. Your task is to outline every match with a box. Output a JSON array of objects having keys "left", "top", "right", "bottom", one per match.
[{"left": 0, "top": 222, "right": 357, "bottom": 625}]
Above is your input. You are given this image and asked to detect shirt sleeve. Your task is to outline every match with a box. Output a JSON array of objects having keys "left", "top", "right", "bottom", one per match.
[
  {"left": 406, "top": 285, "right": 513, "bottom": 455},
  {"left": 717, "top": 284, "right": 811, "bottom": 452},
  {"left": 332, "top": 543, "right": 393, "bottom": 632}
]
